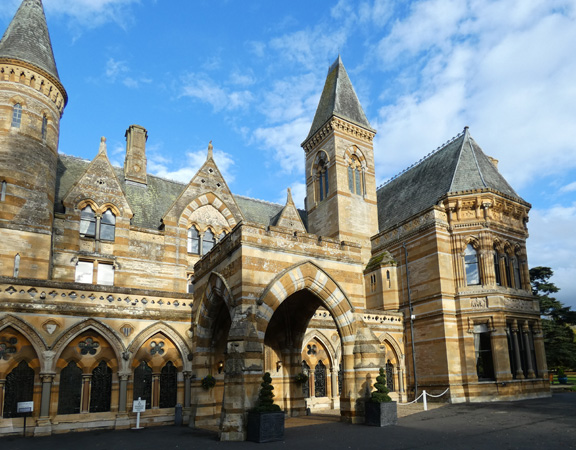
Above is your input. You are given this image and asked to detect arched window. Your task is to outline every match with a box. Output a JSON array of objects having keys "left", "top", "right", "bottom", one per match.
[
  {"left": 13, "top": 253, "right": 20, "bottom": 278},
  {"left": 314, "top": 361, "right": 326, "bottom": 397},
  {"left": 58, "top": 361, "right": 83, "bottom": 415},
  {"left": 133, "top": 360, "right": 153, "bottom": 409},
  {"left": 504, "top": 254, "right": 512, "bottom": 287},
  {"left": 348, "top": 155, "right": 363, "bottom": 195},
  {"left": 3, "top": 360, "right": 34, "bottom": 418},
  {"left": 90, "top": 361, "right": 112, "bottom": 413},
  {"left": 493, "top": 246, "right": 502, "bottom": 286},
  {"left": 464, "top": 244, "right": 480, "bottom": 285},
  {"left": 386, "top": 360, "right": 395, "bottom": 391},
  {"left": 202, "top": 229, "right": 215, "bottom": 255},
  {"left": 218, "top": 230, "right": 227, "bottom": 241},
  {"left": 314, "top": 151, "right": 329, "bottom": 202},
  {"left": 512, "top": 255, "right": 522, "bottom": 289},
  {"left": 1, "top": 181, "right": 6, "bottom": 202},
  {"left": 11, "top": 103, "right": 22, "bottom": 128},
  {"left": 100, "top": 209, "right": 116, "bottom": 241},
  {"left": 159, "top": 361, "right": 178, "bottom": 408},
  {"left": 188, "top": 226, "right": 200, "bottom": 254},
  {"left": 301, "top": 361, "right": 310, "bottom": 398},
  {"left": 80, "top": 206, "right": 96, "bottom": 238},
  {"left": 41, "top": 115, "right": 48, "bottom": 140}
]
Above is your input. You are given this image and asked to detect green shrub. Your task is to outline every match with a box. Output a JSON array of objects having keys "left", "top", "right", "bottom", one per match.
[
  {"left": 253, "top": 372, "right": 281, "bottom": 412},
  {"left": 370, "top": 368, "right": 392, "bottom": 403}
]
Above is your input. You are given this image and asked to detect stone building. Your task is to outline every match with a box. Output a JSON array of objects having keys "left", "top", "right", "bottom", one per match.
[{"left": 0, "top": 0, "right": 549, "bottom": 440}]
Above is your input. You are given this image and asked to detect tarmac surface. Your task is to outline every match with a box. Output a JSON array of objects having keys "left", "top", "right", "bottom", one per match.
[{"left": 3, "top": 391, "right": 575, "bottom": 450}]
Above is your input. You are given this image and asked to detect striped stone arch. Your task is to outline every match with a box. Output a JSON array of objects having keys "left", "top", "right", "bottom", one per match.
[
  {"left": 378, "top": 332, "right": 405, "bottom": 366},
  {"left": 0, "top": 314, "right": 47, "bottom": 368},
  {"left": 178, "top": 193, "right": 238, "bottom": 229},
  {"left": 258, "top": 261, "right": 356, "bottom": 345},
  {"left": 343, "top": 145, "right": 366, "bottom": 168},
  {"left": 192, "top": 272, "right": 235, "bottom": 349},
  {"left": 127, "top": 322, "right": 192, "bottom": 372},
  {"left": 50, "top": 319, "right": 125, "bottom": 373}
]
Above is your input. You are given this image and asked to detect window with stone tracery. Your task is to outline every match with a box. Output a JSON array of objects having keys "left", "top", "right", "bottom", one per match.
[
  {"left": 188, "top": 226, "right": 200, "bottom": 254},
  {"left": 203, "top": 229, "right": 215, "bottom": 255},
  {"left": 80, "top": 205, "right": 115, "bottom": 241},
  {"left": 315, "top": 153, "right": 329, "bottom": 201},
  {"left": 348, "top": 154, "right": 363, "bottom": 195},
  {"left": 464, "top": 244, "right": 480, "bottom": 285}
]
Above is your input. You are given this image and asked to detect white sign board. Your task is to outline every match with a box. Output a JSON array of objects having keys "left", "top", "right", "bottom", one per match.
[
  {"left": 133, "top": 399, "right": 146, "bottom": 413},
  {"left": 17, "top": 401, "right": 34, "bottom": 413}
]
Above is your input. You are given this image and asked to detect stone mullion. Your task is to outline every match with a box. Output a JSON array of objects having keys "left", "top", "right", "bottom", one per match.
[
  {"left": 151, "top": 373, "right": 160, "bottom": 409},
  {"left": 81, "top": 374, "right": 92, "bottom": 413},
  {"left": 499, "top": 255, "right": 508, "bottom": 287},
  {"left": 183, "top": 371, "right": 191, "bottom": 409},
  {"left": 522, "top": 322, "right": 535, "bottom": 378},
  {"left": 117, "top": 373, "right": 130, "bottom": 414},
  {"left": 39, "top": 374, "right": 54, "bottom": 418},
  {"left": 330, "top": 367, "right": 338, "bottom": 406}
]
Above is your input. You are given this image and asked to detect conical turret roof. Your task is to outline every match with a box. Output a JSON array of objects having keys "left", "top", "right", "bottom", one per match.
[
  {"left": 306, "top": 56, "right": 374, "bottom": 141},
  {"left": 0, "top": 0, "right": 61, "bottom": 82},
  {"left": 376, "top": 128, "right": 527, "bottom": 232}
]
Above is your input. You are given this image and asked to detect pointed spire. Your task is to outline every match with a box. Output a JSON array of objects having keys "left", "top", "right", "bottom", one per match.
[
  {"left": 306, "top": 56, "right": 373, "bottom": 140},
  {"left": 98, "top": 137, "right": 107, "bottom": 156},
  {"left": 0, "top": 0, "right": 61, "bottom": 82},
  {"left": 286, "top": 187, "right": 294, "bottom": 205},
  {"left": 207, "top": 140, "right": 213, "bottom": 159}
]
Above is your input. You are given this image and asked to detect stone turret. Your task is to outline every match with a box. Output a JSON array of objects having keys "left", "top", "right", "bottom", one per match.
[
  {"left": 0, "top": 0, "right": 67, "bottom": 278},
  {"left": 302, "top": 57, "right": 378, "bottom": 263}
]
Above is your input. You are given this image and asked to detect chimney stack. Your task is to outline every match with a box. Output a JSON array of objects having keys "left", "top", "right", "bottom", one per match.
[{"left": 124, "top": 125, "right": 148, "bottom": 185}]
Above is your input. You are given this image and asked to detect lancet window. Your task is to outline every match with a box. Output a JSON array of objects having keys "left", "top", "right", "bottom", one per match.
[
  {"left": 80, "top": 205, "right": 115, "bottom": 241},
  {"left": 3, "top": 360, "right": 34, "bottom": 418},
  {"left": 159, "top": 361, "right": 178, "bottom": 408},
  {"left": 314, "top": 361, "right": 327, "bottom": 397},
  {"left": 11, "top": 103, "right": 22, "bottom": 128},
  {"left": 464, "top": 244, "right": 480, "bottom": 285},
  {"left": 348, "top": 155, "right": 364, "bottom": 196},
  {"left": 58, "top": 361, "right": 83, "bottom": 415},
  {"left": 133, "top": 360, "right": 153, "bottom": 409}
]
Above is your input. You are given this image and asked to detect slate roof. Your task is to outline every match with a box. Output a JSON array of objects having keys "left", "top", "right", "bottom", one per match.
[
  {"left": 305, "top": 56, "right": 374, "bottom": 141},
  {"left": 0, "top": 0, "right": 61, "bottom": 83},
  {"left": 55, "top": 154, "right": 307, "bottom": 230},
  {"left": 376, "top": 128, "right": 526, "bottom": 232}
]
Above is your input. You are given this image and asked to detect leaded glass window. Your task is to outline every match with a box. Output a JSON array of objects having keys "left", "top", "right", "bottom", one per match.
[
  {"left": 386, "top": 361, "right": 395, "bottom": 391},
  {"left": 133, "top": 360, "right": 152, "bottom": 409},
  {"left": 302, "top": 361, "right": 310, "bottom": 398},
  {"left": 80, "top": 206, "right": 96, "bottom": 238},
  {"left": 314, "top": 361, "right": 326, "bottom": 397},
  {"left": 11, "top": 103, "right": 22, "bottom": 128},
  {"left": 464, "top": 244, "right": 480, "bottom": 285},
  {"left": 159, "top": 361, "right": 177, "bottom": 408},
  {"left": 494, "top": 250, "right": 502, "bottom": 286},
  {"left": 188, "top": 227, "right": 200, "bottom": 254},
  {"left": 348, "top": 155, "right": 363, "bottom": 195},
  {"left": 3, "top": 360, "right": 34, "bottom": 418},
  {"left": 58, "top": 361, "right": 82, "bottom": 415},
  {"left": 89, "top": 361, "right": 112, "bottom": 413},
  {"left": 202, "top": 229, "right": 215, "bottom": 255}
]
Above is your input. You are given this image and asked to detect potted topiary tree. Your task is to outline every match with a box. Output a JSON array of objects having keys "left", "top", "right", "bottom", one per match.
[
  {"left": 247, "top": 372, "right": 285, "bottom": 442},
  {"left": 365, "top": 367, "right": 397, "bottom": 427}
]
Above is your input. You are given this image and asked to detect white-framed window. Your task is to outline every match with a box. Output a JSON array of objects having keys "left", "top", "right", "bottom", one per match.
[
  {"left": 464, "top": 244, "right": 480, "bottom": 285},
  {"left": 80, "top": 206, "right": 115, "bottom": 241},
  {"left": 75, "top": 261, "right": 114, "bottom": 286},
  {"left": 11, "top": 103, "right": 22, "bottom": 128}
]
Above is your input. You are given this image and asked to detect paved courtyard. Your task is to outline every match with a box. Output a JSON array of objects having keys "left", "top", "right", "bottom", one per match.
[{"left": 3, "top": 392, "right": 575, "bottom": 450}]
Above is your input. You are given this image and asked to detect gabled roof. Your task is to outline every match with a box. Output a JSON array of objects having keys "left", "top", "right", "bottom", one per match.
[
  {"left": 306, "top": 56, "right": 374, "bottom": 141},
  {"left": 0, "top": 0, "right": 61, "bottom": 82},
  {"left": 376, "top": 128, "right": 525, "bottom": 232},
  {"left": 56, "top": 154, "right": 308, "bottom": 230}
]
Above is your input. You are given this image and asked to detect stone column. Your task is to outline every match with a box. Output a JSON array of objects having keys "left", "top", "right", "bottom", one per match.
[
  {"left": 522, "top": 322, "right": 535, "bottom": 378},
  {"left": 81, "top": 375, "right": 91, "bottom": 413},
  {"left": 398, "top": 368, "right": 404, "bottom": 393},
  {"left": 39, "top": 374, "right": 54, "bottom": 418},
  {"left": 118, "top": 373, "right": 130, "bottom": 414},
  {"left": 511, "top": 321, "right": 524, "bottom": 379},
  {"left": 532, "top": 325, "right": 548, "bottom": 379},
  {"left": 152, "top": 374, "right": 160, "bottom": 409},
  {"left": 183, "top": 371, "right": 192, "bottom": 408},
  {"left": 330, "top": 367, "right": 338, "bottom": 408}
]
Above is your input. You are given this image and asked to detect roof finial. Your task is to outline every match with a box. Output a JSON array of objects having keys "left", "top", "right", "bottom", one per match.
[
  {"left": 98, "top": 137, "right": 107, "bottom": 155},
  {"left": 207, "top": 140, "right": 213, "bottom": 159},
  {"left": 286, "top": 187, "right": 294, "bottom": 205}
]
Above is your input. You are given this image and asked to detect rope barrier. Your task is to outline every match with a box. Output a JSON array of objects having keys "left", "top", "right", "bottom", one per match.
[{"left": 397, "top": 388, "right": 450, "bottom": 411}]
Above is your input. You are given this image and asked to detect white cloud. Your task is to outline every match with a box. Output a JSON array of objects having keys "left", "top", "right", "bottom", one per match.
[
  {"left": 180, "top": 72, "right": 254, "bottom": 112},
  {"left": 148, "top": 145, "right": 235, "bottom": 185},
  {"left": 46, "top": 0, "right": 141, "bottom": 29},
  {"left": 560, "top": 182, "right": 576, "bottom": 193},
  {"left": 527, "top": 203, "right": 576, "bottom": 310}
]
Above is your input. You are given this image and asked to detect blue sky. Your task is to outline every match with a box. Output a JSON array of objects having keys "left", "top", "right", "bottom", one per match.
[{"left": 2, "top": 0, "right": 576, "bottom": 308}]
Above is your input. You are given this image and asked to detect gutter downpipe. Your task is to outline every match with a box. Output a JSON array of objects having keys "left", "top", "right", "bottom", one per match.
[{"left": 403, "top": 242, "right": 418, "bottom": 400}]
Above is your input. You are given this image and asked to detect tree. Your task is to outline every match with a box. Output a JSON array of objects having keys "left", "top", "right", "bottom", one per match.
[{"left": 530, "top": 266, "right": 576, "bottom": 370}]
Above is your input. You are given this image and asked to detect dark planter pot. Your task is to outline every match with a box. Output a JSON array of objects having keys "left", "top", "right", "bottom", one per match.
[
  {"left": 558, "top": 375, "right": 568, "bottom": 385},
  {"left": 247, "top": 411, "right": 285, "bottom": 443},
  {"left": 365, "top": 401, "right": 397, "bottom": 427}
]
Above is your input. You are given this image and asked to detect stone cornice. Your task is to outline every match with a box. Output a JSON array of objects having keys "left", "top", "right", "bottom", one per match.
[
  {"left": 301, "top": 115, "right": 376, "bottom": 152},
  {"left": 0, "top": 58, "right": 67, "bottom": 114}
]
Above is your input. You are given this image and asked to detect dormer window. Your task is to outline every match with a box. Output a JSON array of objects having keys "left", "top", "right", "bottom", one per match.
[
  {"left": 80, "top": 205, "right": 115, "bottom": 241},
  {"left": 100, "top": 209, "right": 116, "bottom": 241},
  {"left": 80, "top": 206, "right": 96, "bottom": 238},
  {"left": 188, "top": 227, "right": 200, "bottom": 254},
  {"left": 202, "top": 229, "right": 215, "bottom": 255}
]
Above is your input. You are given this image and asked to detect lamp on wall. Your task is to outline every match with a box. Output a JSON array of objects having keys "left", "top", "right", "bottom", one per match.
[
  {"left": 217, "top": 360, "right": 224, "bottom": 374},
  {"left": 276, "top": 361, "right": 282, "bottom": 372}
]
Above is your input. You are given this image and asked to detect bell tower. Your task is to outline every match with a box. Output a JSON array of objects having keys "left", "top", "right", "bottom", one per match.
[
  {"left": 0, "top": 0, "right": 67, "bottom": 278},
  {"left": 302, "top": 57, "right": 378, "bottom": 262}
]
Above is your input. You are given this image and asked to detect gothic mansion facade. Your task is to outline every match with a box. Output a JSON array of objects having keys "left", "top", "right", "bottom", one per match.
[{"left": 0, "top": 0, "right": 549, "bottom": 440}]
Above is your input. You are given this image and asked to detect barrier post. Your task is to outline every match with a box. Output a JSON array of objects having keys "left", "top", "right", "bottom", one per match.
[{"left": 423, "top": 390, "right": 428, "bottom": 411}]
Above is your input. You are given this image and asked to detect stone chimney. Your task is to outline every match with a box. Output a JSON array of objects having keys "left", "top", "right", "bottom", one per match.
[{"left": 124, "top": 125, "right": 148, "bottom": 185}]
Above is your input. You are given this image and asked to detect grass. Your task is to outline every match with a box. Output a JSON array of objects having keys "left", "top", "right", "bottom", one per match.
[{"left": 551, "top": 374, "right": 576, "bottom": 385}]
